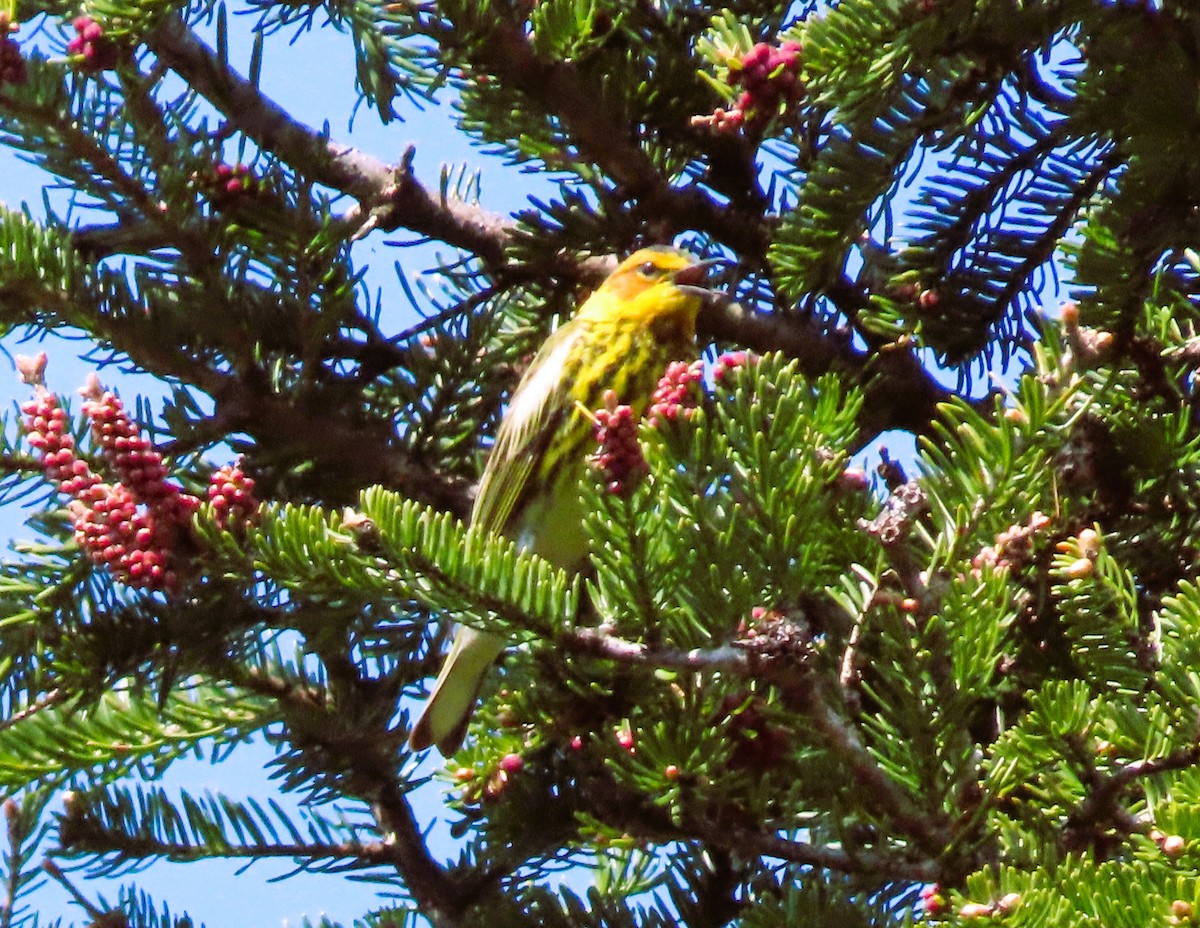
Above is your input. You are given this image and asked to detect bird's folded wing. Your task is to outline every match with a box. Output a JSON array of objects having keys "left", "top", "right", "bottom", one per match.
[{"left": 470, "top": 321, "right": 584, "bottom": 536}]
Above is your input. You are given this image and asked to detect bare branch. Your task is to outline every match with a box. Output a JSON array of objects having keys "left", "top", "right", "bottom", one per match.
[
  {"left": 143, "top": 15, "right": 960, "bottom": 453},
  {"left": 144, "top": 17, "right": 510, "bottom": 265},
  {"left": 724, "top": 828, "right": 941, "bottom": 882},
  {"left": 1065, "top": 743, "right": 1200, "bottom": 843},
  {"left": 562, "top": 626, "right": 750, "bottom": 671}
]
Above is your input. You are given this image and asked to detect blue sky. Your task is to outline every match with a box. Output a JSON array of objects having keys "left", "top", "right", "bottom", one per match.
[{"left": 0, "top": 9, "right": 559, "bottom": 926}]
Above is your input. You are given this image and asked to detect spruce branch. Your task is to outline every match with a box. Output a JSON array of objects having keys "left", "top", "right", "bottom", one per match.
[
  {"left": 982, "top": 148, "right": 1122, "bottom": 323},
  {"left": 699, "top": 292, "right": 957, "bottom": 441},
  {"left": 138, "top": 14, "right": 958, "bottom": 449},
  {"left": 57, "top": 804, "right": 397, "bottom": 869},
  {"left": 40, "top": 860, "right": 108, "bottom": 923},
  {"left": 468, "top": 18, "right": 769, "bottom": 258},
  {"left": 792, "top": 675, "right": 953, "bottom": 860},
  {"left": 243, "top": 637, "right": 464, "bottom": 925},
  {"left": 0, "top": 96, "right": 159, "bottom": 222},
  {"left": 718, "top": 828, "right": 940, "bottom": 882},
  {"left": 371, "top": 784, "right": 464, "bottom": 928},
  {"left": 560, "top": 626, "right": 950, "bottom": 857},
  {"left": 144, "top": 16, "right": 509, "bottom": 265},
  {"left": 1064, "top": 743, "right": 1200, "bottom": 846},
  {"left": 0, "top": 690, "right": 65, "bottom": 735},
  {"left": 203, "top": 372, "right": 474, "bottom": 520},
  {"left": 562, "top": 626, "right": 750, "bottom": 671},
  {"left": 691, "top": 848, "right": 741, "bottom": 928}
]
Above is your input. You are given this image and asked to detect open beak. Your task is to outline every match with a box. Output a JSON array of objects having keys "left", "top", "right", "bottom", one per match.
[{"left": 672, "top": 257, "right": 722, "bottom": 288}]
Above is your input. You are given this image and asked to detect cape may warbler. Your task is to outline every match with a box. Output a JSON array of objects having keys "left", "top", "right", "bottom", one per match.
[{"left": 409, "top": 247, "right": 714, "bottom": 755}]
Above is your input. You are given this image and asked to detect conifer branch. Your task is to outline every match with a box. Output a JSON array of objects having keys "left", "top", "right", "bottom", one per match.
[
  {"left": 144, "top": 16, "right": 508, "bottom": 264},
  {"left": 469, "top": 19, "right": 769, "bottom": 257},
  {"left": 40, "top": 861, "right": 106, "bottom": 923},
  {"left": 241, "top": 643, "right": 464, "bottom": 926},
  {"left": 723, "top": 828, "right": 940, "bottom": 881},
  {"left": 562, "top": 626, "right": 951, "bottom": 856},
  {"left": 698, "top": 293, "right": 956, "bottom": 440},
  {"left": 372, "top": 784, "right": 465, "bottom": 928},
  {"left": 1, "top": 798, "right": 25, "bottom": 928},
  {"left": 562, "top": 626, "right": 749, "bottom": 671},
  {"left": 794, "top": 677, "right": 953, "bottom": 859},
  {"left": 0, "top": 97, "right": 159, "bottom": 221},
  {"left": 0, "top": 690, "right": 64, "bottom": 734},
  {"left": 1065, "top": 743, "right": 1200, "bottom": 843},
  {"left": 201, "top": 376, "right": 474, "bottom": 521},
  {"left": 58, "top": 819, "right": 396, "bottom": 868},
  {"left": 141, "top": 14, "right": 956, "bottom": 448}
]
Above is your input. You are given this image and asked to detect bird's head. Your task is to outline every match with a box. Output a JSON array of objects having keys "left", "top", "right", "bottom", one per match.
[
  {"left": 602, "top": 246, "right": 714, "bottom": 295},
  {"left": 579, "top": 247, "right": 718, "bottom": 328}
]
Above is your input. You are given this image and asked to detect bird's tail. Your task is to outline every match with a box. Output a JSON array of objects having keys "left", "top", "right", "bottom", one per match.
[{"left": 409, "top": 626, "right": 507, "bottom": 756}]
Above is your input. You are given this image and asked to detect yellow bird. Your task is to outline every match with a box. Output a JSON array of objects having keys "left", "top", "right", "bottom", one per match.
[{"left": 408, "top": 247, "right": 713, "bottom": 755}]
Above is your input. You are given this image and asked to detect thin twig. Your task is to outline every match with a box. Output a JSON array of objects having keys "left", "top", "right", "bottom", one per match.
[
  {"left": 728, "top": 828, "right": 941, "bottom": 882},
  {"left": 0, "top": 690, "right": 65, "bottom": 734},
  {"left": 561, "top": 626, "right": 749, "bottom": 672},
  {"left": 41, "top": 860, "right": 106, "bottom": 922}
]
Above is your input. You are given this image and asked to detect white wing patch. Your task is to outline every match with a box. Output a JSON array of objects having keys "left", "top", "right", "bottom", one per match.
[{"left": 502, "top": 330, "right": 578, "bottom": 447}]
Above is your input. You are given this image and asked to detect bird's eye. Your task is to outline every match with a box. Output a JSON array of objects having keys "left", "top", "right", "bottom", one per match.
[{"left": 637, "top": 260, "right": 658, "bottom": 278}]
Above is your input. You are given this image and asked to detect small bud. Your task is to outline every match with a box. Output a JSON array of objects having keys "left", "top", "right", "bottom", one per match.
[
  {"left": 663, "top": 764, "right": 680, "bottom": 780},
  {"left": 499, "top": 753, "right": 524, "bottom": 773},
  {"left": 15, "top": 352, "right": 48, "bottom": 386},
  {"left": 921, "top": 885, "right": 948, "bottom": 917},
  {"left": 837, "top": 467, "right": 869, "bottom": 492},
  {"left": 1171, "top": 899, "right": 1194, "bottom": 920},
  {"left": 1163, "top": 834, "right": 1186, "bottom": 857},
  {"left": 570, "top": 734, "right": 584, "bottom": 751},
  {"left": 1003, "top": 407, "right": 1029, "bottom": 426},
  {"left": 1077, "top": 527, "right": 1101, "bottom": 559},
  {"left": 958, "top": 902, "right": 993, "bottom": 919},
  {"left": 995, "top": 893, "right": 1021, "bottom": 915},
  {"left": 1065, "top": 557, "right": 1094, "bottom": 579},
  {"left": 453, "top": 767, "right": 475, "bottom": 782}
]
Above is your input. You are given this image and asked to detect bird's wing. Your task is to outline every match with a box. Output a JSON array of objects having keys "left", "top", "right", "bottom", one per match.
[{"left": 470, "top": 321, "right": 584, "bottom": 535}]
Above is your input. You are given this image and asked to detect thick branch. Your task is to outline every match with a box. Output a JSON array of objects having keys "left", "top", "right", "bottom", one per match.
[
  {"left": 143, "top": 14, "right": 955, "bottom": 451},
  {"left": 371, "top": 784, "right": 465, "bottom": 928},
  {"left": 1066, "top": 743, "right": 1200, "bottom": 840},
  {"left": 144, "top": 17, "right": 509, "bottom": 264},
  {"left": 474, "top": 20, "right": 769, "bottom": 257},
  {"left": 699, "top": 294, "right": 954, "bottom": 439},
  {"left": 245, "top": 660, "right": 464, "bottom": 926},
  {"left": 725, "top": 828, "right": 940, "bottom": 882}
]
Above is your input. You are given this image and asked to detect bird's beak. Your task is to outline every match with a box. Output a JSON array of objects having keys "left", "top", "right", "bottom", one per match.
[{"left": 672, "top": 258, "right": 721, "bottom": 288}]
